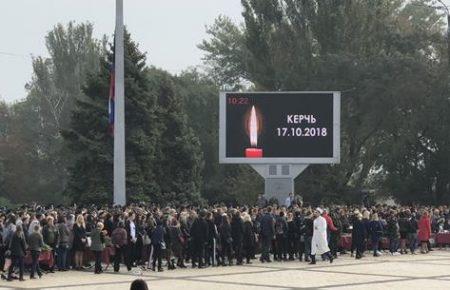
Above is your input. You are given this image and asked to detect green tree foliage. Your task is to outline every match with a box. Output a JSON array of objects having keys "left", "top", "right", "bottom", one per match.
[
  {"left": 174, "top": 69, "right": 264, "bottom": 205},
  {"left": 63, "top": 32, "right": 203, "bottom": 205},
  {"left": 0, "top": 22, "right": 104, "bottom": 204},
  {"left": 0, "top": 101, "right": 9, "bottom": 198},
  {"left": 153, "top": 69, "right": 204, "bottom": 203},
  {"left": 200, "top": 0, "right": 450, "bottom": 203},
  {"left": 2, "top": 1, "right": 449, "bottom": 206},
  {"left": 173, "top": 70, "right": 221, "bottom": 196}
]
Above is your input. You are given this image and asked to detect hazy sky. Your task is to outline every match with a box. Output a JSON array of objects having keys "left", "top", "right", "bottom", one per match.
[{"left": 0, "top": 0, "right": 243, "bottom": 103}]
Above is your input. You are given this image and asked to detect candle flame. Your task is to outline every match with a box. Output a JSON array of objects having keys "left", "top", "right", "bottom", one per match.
[{"left": 249, "top": 106, "right": 258, "bottom": 147}]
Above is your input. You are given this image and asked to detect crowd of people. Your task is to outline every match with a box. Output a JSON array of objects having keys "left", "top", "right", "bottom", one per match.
[{"left": 0, "top": 194, "right": 447, "bottom": 282}]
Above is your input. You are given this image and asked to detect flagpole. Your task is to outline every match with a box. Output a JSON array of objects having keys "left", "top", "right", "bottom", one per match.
[{"left": 114, "top": 0, "right": 126, "bottom": 206}]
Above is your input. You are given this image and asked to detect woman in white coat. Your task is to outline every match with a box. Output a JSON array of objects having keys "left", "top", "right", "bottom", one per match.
[{"left": 310, "top": 208, "right": 334, "bottom": 264}]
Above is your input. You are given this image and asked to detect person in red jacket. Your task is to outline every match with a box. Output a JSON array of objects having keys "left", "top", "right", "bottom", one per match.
[
  {"left": 323, "top": 209, "right": 337, "bottom": 232},
  {"left": 418, "top": 212, "right": 431, "bottom": 254},
  {"left": 322, "top": 209, "right": 338, "bottom": 257}
]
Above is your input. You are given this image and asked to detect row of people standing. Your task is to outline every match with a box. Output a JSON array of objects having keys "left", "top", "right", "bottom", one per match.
[
  {"left": 350, "top": 209, "right": 432, "bottom": 259},
  {"left": 0, "top": 204, "right": 438, "bottom": 279}
]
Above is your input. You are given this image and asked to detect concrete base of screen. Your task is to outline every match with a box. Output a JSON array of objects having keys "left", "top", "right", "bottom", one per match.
[
  {"left": 265, "top": 178, "right": 294, "bottom": 204},
  {"left": 250, "top": 164, "right": 309, "bottom": 205}
]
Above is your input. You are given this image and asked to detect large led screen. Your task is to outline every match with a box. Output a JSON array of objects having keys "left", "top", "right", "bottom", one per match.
[{"left": 219, "top": 92, "right": 340, "bottom": 164}]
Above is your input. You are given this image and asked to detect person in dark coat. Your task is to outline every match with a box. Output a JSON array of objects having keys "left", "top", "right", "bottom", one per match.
[
  {"left": 125, "top": 213, "right": 137, "bottom": 270},
  {"left": 104, "top": 213, "right": 115, "bottom": 236},
  {"left": 350, "top": 211, "right": 358, "bottom": 257},
  {"left": 151, "top": 219, "right": 165, "bottom": 272},
  {"left": 205, "top": 212, "right": 218, "bottom": 267},
  {"left": 72, "top": 215, "right": 87, "bottom": 270},
  {"left": 274, "top": 211, "right": 288, "bottom": 261},
  {"left": 169, "top": 218, "right": 185, "bottom": 268},
  {"left": 242, "top": 213, "right": 256, "bottom": 264},
  {"left": 7, "top": 225, "right": 27, "bottom": 281},
  {"left": 56, "top": 215, "right": 70, "bottom": 271},
  {"left": 286, "top": 212, "right": 297, "bottom": 260},
  {"left": 231, "top": 211, "right": 244, "bottom": 265},
  {"left": 134, "top": 215, "right": 146, "bottom": 267},
  {"left": 219, "top": 215, "right": 233, "bottom": 266},
  {"left": 352, "top": 213, "right": 366, "bottom": 259},
  {"left": 330, "top": 210, "right": 343, "bottom": 258},
  {"left": 407, "top": 210, "right": 418, "bottom": 254},
  {"left": 398, "top": 212, "right": 410, "bottom": 254},
  {"left": 387, "top": 212, "right": 400, "bottom": 255},
  {"left": 162, "top": 216, "right": 174, "bottom": 270},
  {"left": 179, "top": 214, "right": 190, "bottom": 267},
  {"left": 303, "top": 211, "right": 314, "bottom": 262},
  {"left": 294, "top": 210, "right": 306, "bottom": 261},
  {"left": 369, "top": 213, "right": 384, "bottom": 257},
  {"left": 42, "top": 215, "right": 58, "bottom": 272},
  {"left": 28, "top": 224, "right": 44, "bottom": 279},
  {"left": 259, "top": 207, "right": 275, "bottom": 263},
  {"left": 90, "top": 222, "right": 105, "bottom": 274},
  {"left": 111, "top": 221, "right": 128, "bottom": 272},
  {"left": 362, "top": 210, "right": 371, "bottom": 254},
  {"left": 190, "top": 210, "right": 209, "bottom": 268}
]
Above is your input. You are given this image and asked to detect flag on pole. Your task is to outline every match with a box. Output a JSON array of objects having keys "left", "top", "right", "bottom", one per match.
[{"left": 108, "top": 61, "right": 115, "bottom": 136}]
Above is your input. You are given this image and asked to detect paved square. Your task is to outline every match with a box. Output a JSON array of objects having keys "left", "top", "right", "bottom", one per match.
[{"left": 1, "top": 251, "right": 450, "bottom": 290}]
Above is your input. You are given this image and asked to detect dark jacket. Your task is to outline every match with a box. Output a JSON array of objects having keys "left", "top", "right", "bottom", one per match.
[
  {"left": 287, "top": 220, "right": 297, "bottom": 240},
  {"left": 398, "top": 217, "right": 410, "bottom": 235},
  {"left": 72, "top": 223, "right": 87, "bottom": 251},
  {"left": 362, "top": 218, "right": 371, "bottom": 239},
  {"left": 340, "top": 215, "right": 350, "bottom": 233},
  {"left": 294, "top": 214, "right": 306, "bottom": 239},
  {"left": 369, "top": 220, "right": 384, "bottom": 242},
  {"left": 163, "top": 222, "right": 172, "bottom": 249},
  {"left": 57, "top": 222, "right": 70, "bottom": 247},
  {"left": 219, "top": 222, "right": 232, "bottom": 245},
  {"left": 151, "top": 225, "right": 165, "bottom": 246},
  {"left": 111, "top": 227, "right": 127, "bottom": 247},
  {"left": 353, "top": 219, "right": 366, "bottom": 246},
  {"left": 28, "top": 231, "right": 44, "bottom": 252},
  {"left": 43, "top": 224, "right": 59, "bottom": 247},
  {"left": 387, "top": 217, "right": 400, "bottom": 239},
  {"left": 304, "top": 217, "right": 314, "bottom": 237},
  {"left": 125, "top": 220, "right": 136, "bottom": 243},
  {"left": 169, "top": 225, "right": 183, "bottom": 254},
  {"left": 207, "top": 219, "right": 218, "bottom": 243},
  {"left": 104, "top": 219, "right": 115, "bottom": 236},
  {"left": 408, "top": 217, "right": 418, "bottom": 234},
  {"left": 243, "top": 221, "right": 255, "bottom": 248},
  {"left": 260, "top": 213, "right": 275, "bottom": 238},
  {"left": 231, "top": 216, "right": 244, "bottom": 244},
  {"left": 275, "top": 215, "right": 288, "bottom": 237},
  {"left": 9, "top": 232, "right": 27, "bottom": 257},
  {"left": 90, "top": 228, "right": 105, "bottom": 252},
  {"left": 191, "top": 217, "right": 209, "bottom": 245}
]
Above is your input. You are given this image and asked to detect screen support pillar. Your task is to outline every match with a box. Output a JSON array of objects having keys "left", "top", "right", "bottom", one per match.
[{"left": 250, "top": 164, "right": 309, "bottom": 205}]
